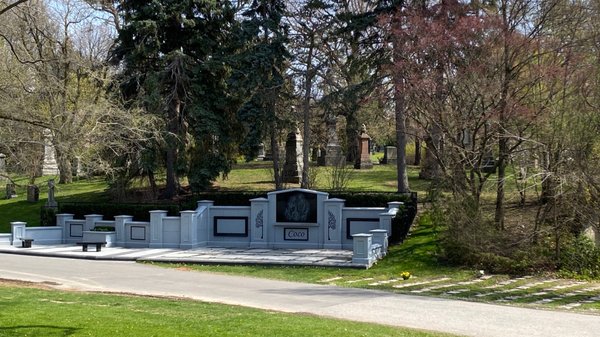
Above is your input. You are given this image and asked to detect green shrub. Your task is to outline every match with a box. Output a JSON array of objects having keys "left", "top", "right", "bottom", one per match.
[
  {"left": 59, "top": 203, "right": 180, "bottom": 221},
  {"left": 390, "top": 204, "right": 416, "bottom": 244},
  {"left": 40, "top": 207, "right": 57, "bottom": 226},
  {"left": 560, "top": 236, "right": 600, "bottom": 279}
]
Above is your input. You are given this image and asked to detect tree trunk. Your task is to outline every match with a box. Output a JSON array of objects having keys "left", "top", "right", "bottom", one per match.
[
  {"left": 271, "top": 126, "right": 283, "bottom": 190},
  {"left": 54, "top": 142, "right": 72, "bottom": 184},
  {"left": 419, "top": 127, "right": 442, "bottom": 180},
  {"left": 345, "top": 113, "right": 359, "bottom": 163},
  {"left": 394, "top": 86, "right": 410, "bottom": 193},
  {"left": 414, "top": 136, "right": 421, "bottom": 166},
  {"left": 301, "top": 34, "right": 315, "bottom": 189},
  {"left": 163, "top": 97, "right": 180, "bottom": 199},
  {"left": 393, "top": 16, "right": 410, "bottom": 194}
]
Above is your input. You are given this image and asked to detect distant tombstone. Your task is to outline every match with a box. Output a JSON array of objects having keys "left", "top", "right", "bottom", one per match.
[
  {"left": 42, "top": 129, "right": 59, "bottom": 176},
  {"left": 45, "top": 179, "right": 58, "bottom": 208},
  {"left": 583, "top": 225, "right": 600, "bottom": 247},
  {"left": 354, "top": 124, "right": 373, "bottom": 170},
  {"left": 263, "top": 149, "right": 272, "bottom": 161},
  {"left": 311, "top": 147, "right": 319, "bottom": 162},
  {"left": 381, "top": 146, "right": 397, "bottom": 165},
  {"left": 27, "top": 185, "right": 39, "bottom": 202},
  {"left": 0, "top": 153, "right": 6, "bottom": 181},
  {"left": 257, "top": 143, "right": 266, "bottom": 160},
  {"left": 5, "top": 183, "right": 16, "bottom": 199},
  {"left": 321, "top": 114, "right": 344, "bottom": 167},
  {"left": 282, "top": 126, "right": 303, "bottom": 183}
]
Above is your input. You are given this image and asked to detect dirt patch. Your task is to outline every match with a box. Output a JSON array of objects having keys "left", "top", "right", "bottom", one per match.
[{"left": 0, "top": 278, "right": 60, "bottom": 289}]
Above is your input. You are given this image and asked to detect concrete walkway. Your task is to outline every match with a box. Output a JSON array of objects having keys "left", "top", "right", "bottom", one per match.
[
  {"left": 1, "top": 254, "right": 599, "bottom": 337},
  {"left": 0, "top": 244, "right": 355, "bottom": 267}
]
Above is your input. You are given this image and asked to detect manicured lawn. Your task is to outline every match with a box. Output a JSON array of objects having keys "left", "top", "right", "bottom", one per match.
[
  {"left": 0, "top": 283, "right": 458, "bottom": 337},
  {"left": 214, "top": 158, "right": 431, "bottom": 193}
]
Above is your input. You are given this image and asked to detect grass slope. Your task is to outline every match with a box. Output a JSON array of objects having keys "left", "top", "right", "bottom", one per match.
[{"left": 0, "top": 177, "right": 109, "bottom": 232}]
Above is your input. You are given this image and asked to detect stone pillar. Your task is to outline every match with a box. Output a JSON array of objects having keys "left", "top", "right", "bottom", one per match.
[
  {"left": 114, "top": 215, "right": 133, "bottom": 246},
  {"left": 84, "top": 214, "right": 103, "bottom": 231},
  {"left": 352, "top": 233, "right": 373, "bottom": 266},
  {"left": 370, "top": 229, "right": 389, "bottom": 256},
  {"left": 282, "top": 127, "right": 303, "bottom": 183},
  {"left": 179, "top": 210, "right": 197, "bottom": 249},
  {"left": 56, "top": 213, "right": 74, "bottom": 242},
  {"left": 149, "top": 210, "right": 168, "bottom": 248},
  {"left": 354, "top": 124, "right": 373, "bottom": 169},
  {"left": 11, "top": 221, "right": 27, "bottom": 245},
  {"left": 323, "top": 198, "right": 345, "bottom": 249},
  {"left": 250, "top": 197, "right": 269, "bottom": 248}
]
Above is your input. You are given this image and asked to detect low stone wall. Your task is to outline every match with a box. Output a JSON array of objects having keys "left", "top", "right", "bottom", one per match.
[{"left": 8, "top": 188, "right": 401, "bottom": 267}]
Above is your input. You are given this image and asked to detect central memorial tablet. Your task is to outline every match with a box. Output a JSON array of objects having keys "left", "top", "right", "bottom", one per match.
[{"left": 276, "top": 191, "right": 317, "bottom": 223}]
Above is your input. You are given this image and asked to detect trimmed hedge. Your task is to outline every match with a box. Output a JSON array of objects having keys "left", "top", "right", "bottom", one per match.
[{"left": 58, "top": 203, "right": 180, "bottom": 222}]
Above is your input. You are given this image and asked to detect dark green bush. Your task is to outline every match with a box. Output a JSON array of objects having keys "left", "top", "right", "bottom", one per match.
[
  {"left": 40, "top": 207, "right": 57, "bottom": 226},
  {"left": 390, "top": 204, "right": 416, "bottom": 244},
  {"left": 58, "top": 203, "right": 180, "bottom": 221},
  {"left": 560, "top": 236, "right": 600, "bottom": 279}
]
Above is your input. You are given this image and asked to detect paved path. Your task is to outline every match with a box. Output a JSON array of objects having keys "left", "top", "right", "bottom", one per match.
[
  {"left": 1, "top": 254, "right": 599, "bottom": 337},
  {"left": 0, "top": 244, "right": 355, "bottom": 267}
]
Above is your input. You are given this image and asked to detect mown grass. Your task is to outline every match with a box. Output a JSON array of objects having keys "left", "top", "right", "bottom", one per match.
[
  {"left": 0, "top": 176, "right": 109, "bottom": 232},
  {"left": 0, "top": 284, "right": 458, "bottom": 337}
]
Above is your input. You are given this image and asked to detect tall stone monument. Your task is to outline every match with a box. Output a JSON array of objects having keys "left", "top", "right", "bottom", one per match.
[
  {"left": 283, "top": 126, "right": 303, "bottom": 183},
  {"left": 354, "top": 124, "right": 373, "bottom": 170},
  {"left": 42, "top": 129, "right": 59, "bottom": 176},
  {"left": 323, "top": 115, "right": 344, "bottom": 167}
]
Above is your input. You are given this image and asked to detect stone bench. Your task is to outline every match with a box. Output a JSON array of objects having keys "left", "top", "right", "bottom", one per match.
[
  {"left": 76, "top": 241, "right": 106, "bottom": 252},
  {"left": 18, "top": 238, "right": 34, "bottom": 248}
]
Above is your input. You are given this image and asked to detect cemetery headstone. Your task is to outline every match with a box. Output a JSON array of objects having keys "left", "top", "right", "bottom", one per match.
[
  {"left": 583, "top": 225, "right": 600, "bottom": 247},
  {"left": 45, "top": 179, "right": 58, "bottom": 208},
  {"left": 322, "top": 115, "right": 344, "bottom": 167},
  {"left": 27, "top": 185, "right": 39, "bottom": 202},
  {"left": 257, "top": 143, "right": 266, "bottom": 160},
  {"left": 354, "top": 124, "right": 373, "bottom": 169},
  {"left": 5, "top": 183, "right": 16, "bottom": 199},
  {"left": 381, "top": 146, "right": 397, "bottom": 164},
  {"left": 282, "top": 126, "right": 303, "bottom": 183}
]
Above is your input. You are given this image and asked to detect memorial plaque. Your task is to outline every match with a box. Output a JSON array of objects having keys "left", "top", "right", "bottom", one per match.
[
  {"left": 284, "top": 228, "right": 309, "bottom": 241},
  {"left": 276, "top": 191, "right": 317, "bottom": 223}
]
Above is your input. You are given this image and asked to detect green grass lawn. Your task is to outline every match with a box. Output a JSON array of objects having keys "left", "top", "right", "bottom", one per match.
[
  {"left": 0, "top": 284, "right": 458, "bottom": 337},
  {"left": 0, "top": 176, "right": 109, "bottom": 232},
  {"left": 215, "top": 158, "right": 431, "bottom": 193}
]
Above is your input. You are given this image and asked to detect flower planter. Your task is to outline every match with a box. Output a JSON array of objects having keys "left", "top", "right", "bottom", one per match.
[{"left": 82, "top": 231, "right": 116, "bottom": 247}]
